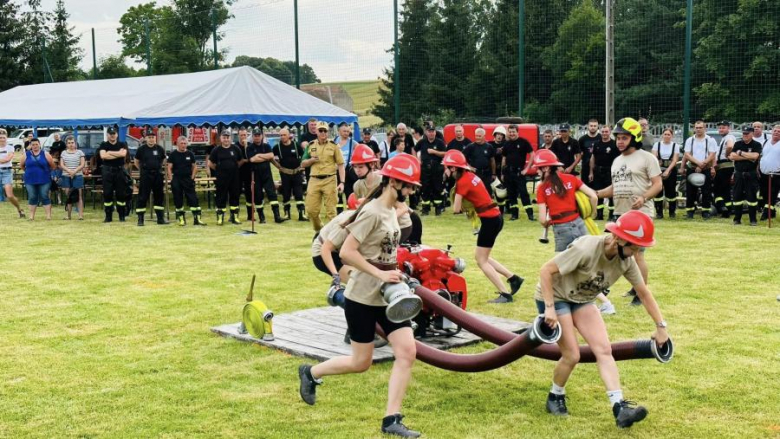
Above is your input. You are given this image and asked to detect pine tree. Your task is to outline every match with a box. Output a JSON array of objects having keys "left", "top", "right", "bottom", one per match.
[
  {"left": 18, "top": 0, "right": 52, "bottom": 84},
  {"left": 0, "top": 0, "right": 24, "bottom": 91},
  {"left": 48, "top": 0, "right": 83, "bottom": 82}
]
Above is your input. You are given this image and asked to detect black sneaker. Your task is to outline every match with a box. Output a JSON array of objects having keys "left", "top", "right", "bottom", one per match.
[
  {"left": 298, "top": 364, "right": 321, "bottom": 405},
  {"left": 508, "top": 275, "right": 524, "bottom": 295},
  {"left": 381, "top": 414, "right": 421, "bottom": 438},
  {"left": 613, "top": 400, "right": 648, "bottom": 428},
  {"left": 622, "top": 288, "right": 636, "bottom": 297},
  {"left": 750, "top": 221, "right": 758, "bottom": 227},
  {"left": 733, "top": 219, "right": 741, "bottom": 225},
  {"left": 546, "top": 392, "right": 569, "bottom": 416},
  {"left": 630, "top": 295, "right": 642, "bottom": 306},
  {"left": 488, "top": 292, "right": 513, "bottom": 303}
]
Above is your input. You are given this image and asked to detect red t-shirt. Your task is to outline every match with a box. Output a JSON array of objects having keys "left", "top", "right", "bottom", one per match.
[
  {"left": 536, "top": 173, "right": 582, "bottom": 224},
  {"left": 455, "top": 171, "right": 499, "bottom": 218}
]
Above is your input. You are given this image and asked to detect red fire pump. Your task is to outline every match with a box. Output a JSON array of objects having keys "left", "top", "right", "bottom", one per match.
[{"left": 396, "top": 243, "right": 468, "bottom": 337}]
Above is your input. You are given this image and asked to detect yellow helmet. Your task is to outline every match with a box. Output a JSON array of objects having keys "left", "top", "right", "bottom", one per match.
[{"left": 613, "top": 117, "right": 643, "bottom": 144}]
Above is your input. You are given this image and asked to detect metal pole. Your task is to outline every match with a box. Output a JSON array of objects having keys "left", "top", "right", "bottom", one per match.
[
  {"left": 682, "top": 0, "right": 693, "bottom": 140},
  {"left": 605, "top": 0, "right": 615, "bottom": 127},
  {"left": 144, "top": 19, "right": 152, "bottom": 75},
  {"left": 91, "top": 28, "right": 97, "bottom": 79},
  {"left": 212, "top": 9, "right": 219, "bottom": 69},
  {"left": 393, "top": 0, "right": 400, "bottom": 125},
  {"left": 294, "top": 0, "right": 300, "bottom": 89},
  {"left": 41, "top": 38, "right": 46, "bottom": 83},
  {"left": 518, "top": 0, "right": 525, "bottom": 117}
]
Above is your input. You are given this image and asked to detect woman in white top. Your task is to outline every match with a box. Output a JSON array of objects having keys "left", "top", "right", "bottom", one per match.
[
  {"left": 59, "top": 136, "right": 86, "bottom": 220},
  {"left": 0, "top": 128, "right": 26, "bottom": 218},
  {"left": 651, "top": 128, "right": 679, "bottom": 219}
]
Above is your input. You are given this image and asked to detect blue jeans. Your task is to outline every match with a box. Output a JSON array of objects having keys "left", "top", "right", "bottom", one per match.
[
  {"left": 26, "top": 182, "right": 51, "bottom": 206},
  {"left": 535, "top": 299, "right": 595, "bottom": 316},
  {"left": 60, "top": 175, "right": 84, "bottom": 189},
  {"left": 553, "top": 217, "right": 588, "bottom": 252}
]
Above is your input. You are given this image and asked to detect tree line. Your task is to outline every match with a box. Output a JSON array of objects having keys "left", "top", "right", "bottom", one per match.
[
  {"left": 372, "top": 0, "right": 780, "bottom": 126},
  {"left": 0, "top": 0, "right": 320, "bottom": 92}
]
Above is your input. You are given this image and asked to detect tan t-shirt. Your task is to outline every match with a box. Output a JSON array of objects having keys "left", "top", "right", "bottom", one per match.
[
  {"left": 310, "top": 210, "right": 353, "bottom": 257},
  {"left": 534, "top": 235, "right": 643, "bottom": 303},
  {"left": 343, "top": 199, "right": 401, "bottom": 306},
  {"left": 610, "top": 149, "right": 661, "bottom": 216},
  {"left": 353, "top": 172, "right": 412, "bottom": 229}
]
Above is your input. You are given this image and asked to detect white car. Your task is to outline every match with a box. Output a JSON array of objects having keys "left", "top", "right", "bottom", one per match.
[{"left": 7, "top": 127, "right": 62, "bottom": 151}]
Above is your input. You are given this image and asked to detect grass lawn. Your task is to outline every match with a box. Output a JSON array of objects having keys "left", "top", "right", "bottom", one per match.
[
  {"left": 310, "top": 80, "right": 383, "bottom": 128},
  {"left": 1, "top": 199, "right": 779, "bottom": 438}
]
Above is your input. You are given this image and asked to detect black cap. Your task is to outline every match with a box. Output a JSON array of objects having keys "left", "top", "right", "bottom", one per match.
[
  {"left": 220, "top": 129, "right": 232, "bottom": 137},
  {"left": 252, "top": 127, "right": 263, "bottom": 135},
  {"left": 425, "top": 123, "right": 435, "bottom": 131},
  {"left": 144, "top": 128, "right": 156, "bottom": 137},
  {"left": 717, "top": 120, "right": 730, "bottom": 126},
  {"left": 558, "top": 123, "right": 570, "bottom": 131},
  {"left": 362, "top": 128, "right": 372, "bottom": 135},
  {"left": 106, "top": 126, "right": 117, "bottom": 134},
  {"left": 742, "top": 126, "right": 754, "bottom": 133}
]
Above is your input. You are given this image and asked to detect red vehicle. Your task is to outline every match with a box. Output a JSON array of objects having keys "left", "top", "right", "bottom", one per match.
[{"left": 443, "top": 123, "right": 540, "bottom": 177}]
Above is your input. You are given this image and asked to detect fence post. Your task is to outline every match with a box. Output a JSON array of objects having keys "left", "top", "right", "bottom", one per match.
[
  {"left": 212, "top": 9, "right": 219, "bottom": 70},
  {"left": 682, "top": 0, "right": 693, "bottom": 140},
  {"left": 144, "top": 19, "right": 152, "bottom": 75},
  {"left": 91, "top": 28, "right": 97, "bottom": 79},
  {"left": 41, "top": 37, "right": 46, "bottom": 83},
  {"left": 294, "top": 0, "right": 300, "bottom": 89},
  {"left": 518, "top": 0, "right": 525, "bottom": 117},
  {"left": 393, "top": 0, "right": 400, "bottom": 125},
  {"left": 605, "top": 0, "right": 615, "bottom": 127}
]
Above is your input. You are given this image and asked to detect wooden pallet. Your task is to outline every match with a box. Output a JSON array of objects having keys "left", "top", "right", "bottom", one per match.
[{"left": 211, "top": 306, "right": 530, "bottom": 363}]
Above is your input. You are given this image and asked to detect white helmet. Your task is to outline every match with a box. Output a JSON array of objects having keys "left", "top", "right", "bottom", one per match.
[
  {"left": 687, "top": 172, "right": 706, "bottom": 187},
  {"left": 491, "top": 178, "right": 508, "bottom": 199},
  {"left": 493, "top": 126, "right": 507, "bottom": 137}
]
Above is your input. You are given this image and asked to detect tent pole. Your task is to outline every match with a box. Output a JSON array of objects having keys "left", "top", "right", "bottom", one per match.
[{"left": 294, "top": 0, "right": 300, "bottom": 89}]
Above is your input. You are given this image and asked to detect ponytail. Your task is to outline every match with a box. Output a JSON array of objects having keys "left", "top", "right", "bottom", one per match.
[{"left": 544, "top": 167, "right": 567, "bottom": 197}]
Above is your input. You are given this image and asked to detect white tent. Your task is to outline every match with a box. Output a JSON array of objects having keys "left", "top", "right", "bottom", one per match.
[{"left": 0, "top": 66, "right": 358, "bottom": 129}]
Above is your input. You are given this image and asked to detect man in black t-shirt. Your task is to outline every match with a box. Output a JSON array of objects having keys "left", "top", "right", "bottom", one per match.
[
  {"left": 578, "top": 119, "right": 600, "bottom": 181},
  {"left": 274, "top": 128, "right": 306, "bottom": 221},
  {"left": 446, "top": 125, "right": 472, "bottom": 152},
  {"left": 167, "top": 136, "right": 205, "bottom": 226},
  {"left": 550, "top": 124, "right": 581, "bottom": 175},
  {"left": 208, "top": 130, "right": 245, "bottom": 225},
  {"left": 589, "top": 125, "right": 620, "bottom": 220},
  {"left": 729, "top": 126, "right": 762, "bottom": 225},
  {"left": 247, "top": 127, "right": 287, "bottom": 224},
  {"left": 502, "top": 124, "right": 535, "bottom": 220},
  {"left": 133, "top": 129, "right": 168, "bottom": 226},
  {"left": 463, "top": 128, "right": 496, "bottom": 197},
  {"left": 361, "top": 128, "right": 380, "bottom": 155},
  {"left": 415, "top": 124, "right": 447, "bottom": 215},
  {"left": 97, "top": 126, "right": 129, "bottom": 223},
  {"left": 235, "top": 127, "right": 253, "bottom": 220}
]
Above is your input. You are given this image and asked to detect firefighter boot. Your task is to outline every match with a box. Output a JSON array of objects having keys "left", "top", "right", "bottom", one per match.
[
  {"left": 297, "top": 205, "right": 307, "bottom": 221},
  {"left": 526, "top": 207, "right": 535, "bottom": 221},
  {"left": 246, "top": 205, "right": 253, "bottom": 221},
  {"left": 103, "top": 207, "right": 113, "bottom": 223},
  {"left": 229, "top": 209, "right": 242, "bottom": 225},
  {"left": 257, "top": 208, "right": 266, "bottom": 224},
  {"left": 509, "top": 207, "right": 519, "bottom": 221},
  {"left": 156, "top": 210, "right": 169, "bottom": 225},
  {"left": 272, "top": 205, "right": 288, "bottom": 223},
  {"left": 655, "top": 201, "right": 664, "bottom": 219},
  {"left": 177, "top": 211, "right": 186, "bottom": 226},
  {"left": 216, "top": 210, "right": 225, "bottom": 226},
  {"left": 137, "top": 213, "right": 145, "bottom": 227},
  {"left": 284, "top": 204, "right": 291, "bottom": 220},
  {"left": 193, "top": 212, "right": 207, "bottom": 226}
]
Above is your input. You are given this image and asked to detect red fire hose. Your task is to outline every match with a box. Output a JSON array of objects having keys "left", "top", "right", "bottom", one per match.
[{"left": 411, "top": 283, "right": 674, "bottom": 365}]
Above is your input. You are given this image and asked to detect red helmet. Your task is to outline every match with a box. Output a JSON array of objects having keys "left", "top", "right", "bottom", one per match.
[
  {"left": 605, "top": 210, "right": 656, "bottom": 247},
  {"left": 533, "top": 149, "right": 563, "bottom": 168},
  {"left": 350, "top": 143, "right": 378, "bottom": 165},
  {"left": 347, "top": 193, "right": 365, "bottom": 210},
  {"left": 442, "top": 149, "right": 471, "bottom": 170},
  {"left": 380, "top": 153, "right": 421, "bottom": 186}
]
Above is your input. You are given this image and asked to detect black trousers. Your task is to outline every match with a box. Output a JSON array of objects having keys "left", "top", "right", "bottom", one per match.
[
  {"left": 171, "top": 175, "right": 199, "bottom": 209},
  {"left": 503, "top": 167, "right": 531, "bottom": 212},
  {"left": 733, "top": 170, "right": 759, "bottom": 222},
  {"left": 713, "top": 166, "right": 734, "bottom": 213},
  {"left": 421, "top": 161, "right": 444, "bottom": 208},
  {"left": 101, "top": 166, "right": 128, "bottom": 209},
  {"left": 475, "top": 167, "right": 493, "bottom": 198},
  {"left": 759, "top": 173, "right": 780, "bottom": 214},
  {"left": 280, "top": 172, "right": 304, "bottom": 205},
  {"left": 136, "top": 170, "right": 164, "bottom": 213},
  {"left": 215, "top": 170, "right": 241, "bottom": 210},
  {"left": 592, "top": 167, "right": 613, "bottom": 214},
  {"left": 655, "top": 168, "right": 678, "bottom": 215},
  {"left": 686, "top": 170, "right": 713, "bottom": 211},
  {"left": 252, "top": 170, "right": 278, "bottom": 207},
  {"left": 240, "top": 165, "right": 252, "bottom": 207}
]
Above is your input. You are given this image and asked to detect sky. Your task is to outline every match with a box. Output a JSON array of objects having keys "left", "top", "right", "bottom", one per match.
[{"left": 36, "top": 0, "right": 395, "bottom": 82}]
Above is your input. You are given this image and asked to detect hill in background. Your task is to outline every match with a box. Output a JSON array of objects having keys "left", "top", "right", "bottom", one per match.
[{"left": 301, "top": 80, "right": 382, "bottom": 128}]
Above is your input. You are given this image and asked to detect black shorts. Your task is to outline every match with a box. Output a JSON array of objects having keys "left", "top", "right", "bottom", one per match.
[
  {"left": 477, "top": 215, "right": 503, "bottom": 248},
  {"left": 344, "top": 298, "right": 411, "bottom": 343},
  {"left": 312, "top": 253, "right": 342, "bottom": 276}
]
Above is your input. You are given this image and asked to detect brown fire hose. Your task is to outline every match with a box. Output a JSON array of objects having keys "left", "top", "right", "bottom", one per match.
[{"left": 411, "top": 281, "right": 674, "bottom": 365}]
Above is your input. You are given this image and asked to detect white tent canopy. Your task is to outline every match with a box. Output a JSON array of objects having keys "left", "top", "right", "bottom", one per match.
[{"left": 0, "top": 66, "right": 358, "bottom": 129}]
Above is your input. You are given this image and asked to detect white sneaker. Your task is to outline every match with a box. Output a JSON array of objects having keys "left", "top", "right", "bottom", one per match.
[{"left": 599, "top": 303, "right": 616, "bottom": 315}]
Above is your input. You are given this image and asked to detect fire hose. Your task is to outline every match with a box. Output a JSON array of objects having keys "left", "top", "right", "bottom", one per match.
[{"left": 409, "top": 282, "right": 674, "bottom": 368}]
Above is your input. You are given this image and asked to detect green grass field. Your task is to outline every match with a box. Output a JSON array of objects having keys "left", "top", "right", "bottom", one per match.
[
  {"left": 311, "top": 80, "right": 383, "bottom": 128},
  {"left": 1, "top": 200, "right": 779, "bottom": 438}
]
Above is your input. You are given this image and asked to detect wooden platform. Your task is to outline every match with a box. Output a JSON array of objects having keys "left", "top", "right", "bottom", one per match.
[{"left": 211, "top": 306, "right": 529, "bottom": 363}]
